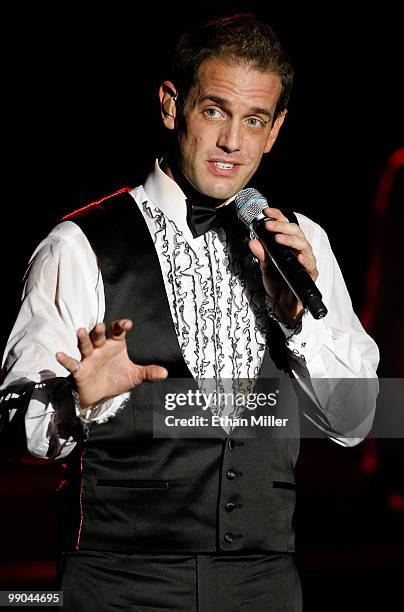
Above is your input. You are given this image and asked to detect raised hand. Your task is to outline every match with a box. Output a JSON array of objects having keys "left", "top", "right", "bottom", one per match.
[
  {"left": 248, "top": 207, "right": 319, "bottom": 327},
  {"left": 56, "top": 319, "right": 167, "bottom": 412}
]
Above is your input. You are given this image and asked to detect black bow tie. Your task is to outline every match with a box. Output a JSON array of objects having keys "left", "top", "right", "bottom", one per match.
[
  {"left": 186, "top": 199, "right": 236, "bottom": 238},
  {"left": 162, "top": 152, "right": 237, "bottom": 238}
]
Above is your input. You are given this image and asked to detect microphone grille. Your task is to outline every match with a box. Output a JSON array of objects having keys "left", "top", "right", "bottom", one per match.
[{"left": 234, "top": 188, "right": 268, "bottom": 226}]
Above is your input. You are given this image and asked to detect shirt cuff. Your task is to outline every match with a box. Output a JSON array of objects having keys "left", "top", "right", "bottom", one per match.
[
  {"left": 285, "top": 311, "right": 332, "bottom": 363},
  {"left": 72, "top": 390, "right": 131, "bottom": 424},
  {"left": 265, "top": 296, "right": 306, "bottom": 342}
]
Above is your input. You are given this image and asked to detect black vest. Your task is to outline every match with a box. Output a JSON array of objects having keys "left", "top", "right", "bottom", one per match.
[{"left": 64, "top": 190, "right": 300, "bottom": 554}]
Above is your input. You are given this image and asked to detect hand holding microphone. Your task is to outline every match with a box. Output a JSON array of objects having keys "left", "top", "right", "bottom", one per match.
[{"left": 235, "top": 188, "right": 327, "bottom": 324}]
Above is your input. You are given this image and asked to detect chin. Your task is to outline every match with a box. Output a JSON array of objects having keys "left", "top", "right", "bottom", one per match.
[{"left": 197, "top": 180, "right": 240, "bottom": 201}]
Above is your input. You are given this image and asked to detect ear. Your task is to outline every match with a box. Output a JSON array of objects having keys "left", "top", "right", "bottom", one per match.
[
  {"left": 159, "top": 80, "right": 178, "bottom": 130},
  {"left": 263, "top": 109, "right": 287, "bottom": 154}
]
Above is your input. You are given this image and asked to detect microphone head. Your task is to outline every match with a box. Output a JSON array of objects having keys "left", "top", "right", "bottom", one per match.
[{"left": 234, "top": 188, "right": 268, "bottom": 227}]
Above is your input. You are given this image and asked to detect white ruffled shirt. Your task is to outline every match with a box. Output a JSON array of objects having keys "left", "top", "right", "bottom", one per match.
[{"left": 1, "top": 161, "right": 379, "bottom": 457}]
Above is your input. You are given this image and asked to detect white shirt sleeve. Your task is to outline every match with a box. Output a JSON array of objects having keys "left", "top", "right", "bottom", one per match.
[
  {"left": 273, "top": 213, "right": 379, "bottom": 445},
  {"left": 0, "top": 221, "right": 128, "bottom": 460}
]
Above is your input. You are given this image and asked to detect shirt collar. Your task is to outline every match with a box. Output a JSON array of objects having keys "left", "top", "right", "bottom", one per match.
[
  {"left": 143, "top": 159, "right": 191, "bottom": 238},
  {"left": 143, "top": 159, "right": 236, "bottom": 242}
]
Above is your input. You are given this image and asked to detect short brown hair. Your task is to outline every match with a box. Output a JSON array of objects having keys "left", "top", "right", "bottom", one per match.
[{"left": 171, "top": 13, "right": 294, "bottom": 121}]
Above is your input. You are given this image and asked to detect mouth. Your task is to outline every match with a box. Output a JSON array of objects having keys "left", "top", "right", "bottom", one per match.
[{"left": 207, "top": 160, "right": 241, "bottom": 176}]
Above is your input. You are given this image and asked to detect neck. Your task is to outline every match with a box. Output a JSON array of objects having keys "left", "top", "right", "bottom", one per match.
[{"left": 161, "top": 151, "right": 226, "bottom": 208}]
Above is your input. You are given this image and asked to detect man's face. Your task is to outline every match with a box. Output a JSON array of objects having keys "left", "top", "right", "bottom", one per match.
[{"left": 174, "top": 58, "right": 285, "bottom": 201}]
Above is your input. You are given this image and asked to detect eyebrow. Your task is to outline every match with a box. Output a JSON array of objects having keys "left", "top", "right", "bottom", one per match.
[{"left": 199, "top": 95, "right": 273, "bottom": 120}]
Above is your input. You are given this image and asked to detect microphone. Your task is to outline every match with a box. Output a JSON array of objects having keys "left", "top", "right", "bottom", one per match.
[{"left": 234, "top": 188, "right": 328, "bottom": 320}]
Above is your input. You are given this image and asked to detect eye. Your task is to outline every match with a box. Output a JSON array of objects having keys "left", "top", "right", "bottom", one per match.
[
  {"left": 203, "top": 107, "right": 224, "bottom": 120},
  {"left": 245, "top": 117, "right": 266, "bottom": 129}
]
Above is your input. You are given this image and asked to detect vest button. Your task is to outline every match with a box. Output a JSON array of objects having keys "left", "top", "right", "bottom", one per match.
[
  {"left": 227, "top": 438, "right": 235, "bottom": 451},
  {"left": 226, "top": 469, "right": 236, "bottom": 480},
  {"left": 225, "top": 502, "right": 236, "bottom": 512},
  {"left": 224, "top": 532, "right": 234, "bottom": 543}
]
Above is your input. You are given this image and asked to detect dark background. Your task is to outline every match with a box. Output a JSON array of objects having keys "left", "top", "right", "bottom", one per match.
[
  {"left": 1, "top": 2, "right": 403, "bottom": 610},
  {"left": 3, "top": 2, "right": 403, "bottom": 327}
]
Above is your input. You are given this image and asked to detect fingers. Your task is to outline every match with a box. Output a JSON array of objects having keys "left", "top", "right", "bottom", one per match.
[
  {"left": 77, "top": 328, "right": 94, "bottom": 358},
  {"left": 263, "top": 219, "right": 318, "bottom": 277},
  {"left": 57, "top": 320, "right": 133, "bottom": 371},
  {"left": 110, "top": 319, "right": 133, "bottom": 340},
  {"left": 265, "top": 219, "right": 307, "bottom": 251},
  {"left": 56, "top": 351, "right": 81, "bottom": 376},
  {"left": 249, "top": 219, "right": 319, "bottom": 283},
  {"left": 77, "top": 320, "right": 132, "bottom": 355},
  {"left": 140, "top": 364, "right": 168, "bottom": 382},
  {"left": 90, "top": 322, "right": 107, "bottom": 348},
  {"left": 263, "top": 207, "right": 289, "bottom": 223},
  {"left": 56, "top": 325, "right": 101, "bottom": 374},
  {"left": 248, "top": 239, "right": 268, "bottom": 264},
  {"left": 297, "top": 252, "right": 318, "bottom": 279}
]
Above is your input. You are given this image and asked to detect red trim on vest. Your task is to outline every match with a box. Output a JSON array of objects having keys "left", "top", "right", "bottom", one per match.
[
  {"left": 75, "top": 449, "right": 86, "bottom": 551},
  {"left": 62, "top": 186, "right": 132, "bottom": 221}
]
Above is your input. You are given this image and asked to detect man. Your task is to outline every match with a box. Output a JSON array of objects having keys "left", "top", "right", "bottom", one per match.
[{"left": 0, "top": 14, "right": 378, "bottom": 611}]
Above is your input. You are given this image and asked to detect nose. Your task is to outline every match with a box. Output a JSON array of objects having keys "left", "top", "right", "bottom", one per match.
[{"left": 216, "top": 119, "right": 241, "bottom": 154}]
